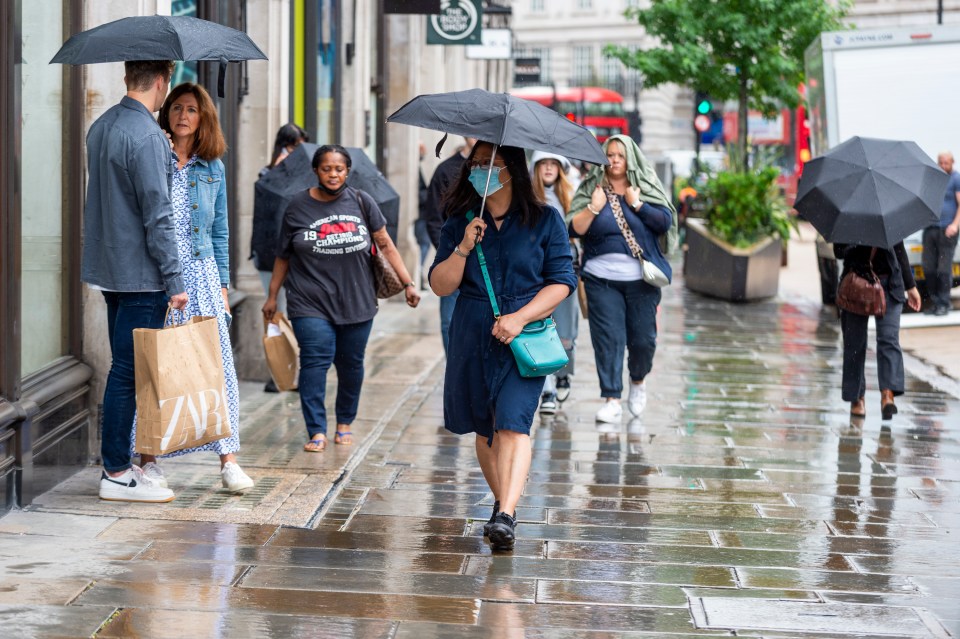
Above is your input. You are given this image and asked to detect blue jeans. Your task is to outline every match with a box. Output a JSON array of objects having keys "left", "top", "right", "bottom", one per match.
[
  {"left": 101, "top": 291, "right": 169, "bottom": 472},
  {"left": 440, "top": 289, "right": 460, "bottom": 355},
  {"left": 291, "top": 316, "right": 373, "bottom": 438},
  {"left": 583, "top": 273, "right": 661, "bottom": 398}
]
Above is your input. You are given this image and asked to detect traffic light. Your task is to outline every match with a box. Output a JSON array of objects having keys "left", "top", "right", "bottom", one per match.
[{"left": 696, "top": 94, "right": 712, "bottom": 115}]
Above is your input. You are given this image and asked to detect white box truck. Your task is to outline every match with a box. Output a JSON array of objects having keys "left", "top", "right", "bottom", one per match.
[{"left": 805, "top": 26, "right": 960, "bottom": 304}]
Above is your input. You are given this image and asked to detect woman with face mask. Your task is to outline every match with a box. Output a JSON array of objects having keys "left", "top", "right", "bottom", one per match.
[
  {"left": 530, "top": 151, "right": 579, "bottom": 414},
  {"left": 263, "top": 145, "right": 420, "bottom": 453},
  {"left": 429, "top": 141, "right": 577, "bottom": 551}
]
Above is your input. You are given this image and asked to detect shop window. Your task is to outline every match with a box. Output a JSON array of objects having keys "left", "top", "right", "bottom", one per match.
[{"left": 20, "top": 2, "right": 66, "bottom": 374}]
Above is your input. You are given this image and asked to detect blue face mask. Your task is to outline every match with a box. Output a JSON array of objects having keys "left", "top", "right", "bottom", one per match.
[{"left": 469, "top": 166, "right": 507, "bottom": 197}]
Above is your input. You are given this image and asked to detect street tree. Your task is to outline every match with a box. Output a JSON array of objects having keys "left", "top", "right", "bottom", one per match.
[{"left": 605, "top": 0, "right": 849, "bottom": 169}]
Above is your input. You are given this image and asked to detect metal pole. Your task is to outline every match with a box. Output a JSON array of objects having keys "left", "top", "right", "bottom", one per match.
[{"left": 938, "top": 0, "right": 944, "bottom": 24}]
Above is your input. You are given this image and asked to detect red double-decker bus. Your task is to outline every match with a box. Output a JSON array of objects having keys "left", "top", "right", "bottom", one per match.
[{"left": 510, "top": 86, "right": 628, "bottom": 142}]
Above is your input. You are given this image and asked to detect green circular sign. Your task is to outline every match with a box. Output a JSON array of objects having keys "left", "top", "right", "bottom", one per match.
[{"left": 430, "top": 0, "right": 479, "bottom": 42}]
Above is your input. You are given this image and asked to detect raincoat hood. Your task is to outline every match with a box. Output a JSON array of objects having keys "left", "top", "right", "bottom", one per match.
[{"left": 569, "top": 134, "right": 679, "bottom": 254}]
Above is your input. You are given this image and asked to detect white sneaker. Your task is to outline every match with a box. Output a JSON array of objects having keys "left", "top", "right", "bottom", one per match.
[
  {"left": 628, "top": 382, "right": 647, "bottom": 417},
  {"left": 595, "top": 401, "right": 623, "bottom": 424},
  {"left": 221, "top": 462, "right": 254, "bottom": 494},
  {"left": 140, "top": 462, "right": 168, "bottom": 488},
  {"left": 99, "top": 466, "right": 175, "bottom": 503}
]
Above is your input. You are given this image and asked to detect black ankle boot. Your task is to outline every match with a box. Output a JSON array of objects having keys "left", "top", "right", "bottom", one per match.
[
  {"left": 487, "top": 511, "right": 516, "bottom": 550},
  {"left": 482, "top": 500, "right": 499, "bottom": 537}
]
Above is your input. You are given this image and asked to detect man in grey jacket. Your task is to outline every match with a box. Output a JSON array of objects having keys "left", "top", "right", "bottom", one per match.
[{"left": 81, "top": 60, "right": 186, "bottom": 503}]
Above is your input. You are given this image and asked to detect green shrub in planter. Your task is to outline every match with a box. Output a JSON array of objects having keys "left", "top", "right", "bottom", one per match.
[{"left": 701, "top": 166, "right": 795, "bottom": 248}]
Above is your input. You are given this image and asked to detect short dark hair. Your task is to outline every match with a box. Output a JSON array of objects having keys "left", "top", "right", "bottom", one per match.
[
  {"left": 124, "top": 60, "right": 175, "bottom": 92},
  {"left": 443, "top": 142, "right": 544, "bottom": 228},
  {"left": 312, "top": 144, "right": 352, "bottom": 170}
]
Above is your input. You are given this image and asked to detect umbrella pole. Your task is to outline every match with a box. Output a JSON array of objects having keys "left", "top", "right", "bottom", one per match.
[{"left": 477, "top": 144, "right": 499, "bottom": 220}]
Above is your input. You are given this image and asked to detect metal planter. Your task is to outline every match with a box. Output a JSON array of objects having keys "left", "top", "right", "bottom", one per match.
[{"left": 684, "top": 218, "right": 781, "bottom": 302}]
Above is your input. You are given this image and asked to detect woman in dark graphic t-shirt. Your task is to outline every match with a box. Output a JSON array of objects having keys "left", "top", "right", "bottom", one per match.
[{"left": 263, "top": 145, "right": 420, "bottom": 452}]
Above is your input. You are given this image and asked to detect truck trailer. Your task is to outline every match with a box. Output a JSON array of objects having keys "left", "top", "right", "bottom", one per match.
[{"left": 805, "top": 26, "right": 960, "bottom": 304}]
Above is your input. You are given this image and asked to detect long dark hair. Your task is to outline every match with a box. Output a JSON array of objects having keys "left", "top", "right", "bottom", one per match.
[
  {"left": 442, "top": 142, "right": 544, "bottom": 228},
  {"left": 269, "top": 123, "right": 308, "bottom": 167}
]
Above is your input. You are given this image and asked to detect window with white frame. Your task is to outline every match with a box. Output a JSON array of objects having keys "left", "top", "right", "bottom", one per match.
[
  {"left": 572, "top": 45, "right": 593, "bottom": 84},
  {"left": 532, "top": 0, "right": 544, "bottom": 12},
  {"left": 578, "top": 0, "right": 592, "bottom": 9}
]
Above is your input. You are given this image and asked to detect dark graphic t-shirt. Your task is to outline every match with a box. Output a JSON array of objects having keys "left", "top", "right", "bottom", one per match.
[{"left": 277, "top": 187, "right": 386, "bottom": 324}]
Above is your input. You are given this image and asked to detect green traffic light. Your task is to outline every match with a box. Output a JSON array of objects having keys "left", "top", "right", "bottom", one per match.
[{"left": 697, "top": 99, "right": 711, "bottom": 115}]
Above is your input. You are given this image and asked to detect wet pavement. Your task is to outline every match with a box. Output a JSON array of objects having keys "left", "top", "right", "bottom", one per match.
[{"left": 1, "top": 250, "right": 959, "bottom": 638}]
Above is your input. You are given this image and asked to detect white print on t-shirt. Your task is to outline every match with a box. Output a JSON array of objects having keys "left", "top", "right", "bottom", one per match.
[{"left": 302, "top": 213, "right": 370, "bottom": 256}]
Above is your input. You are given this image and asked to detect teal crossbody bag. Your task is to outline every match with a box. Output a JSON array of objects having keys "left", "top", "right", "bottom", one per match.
[{"left": 468, "top": 211, "right": 569, "bottom": 378}]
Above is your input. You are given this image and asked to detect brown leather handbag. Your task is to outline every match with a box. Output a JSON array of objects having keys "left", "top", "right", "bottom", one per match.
[{"left": 836, "top": 248, "right": 886, "bottom": 318}]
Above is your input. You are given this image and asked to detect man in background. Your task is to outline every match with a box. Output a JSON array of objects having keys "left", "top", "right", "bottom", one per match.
[{"left": 923, "top": 151, "right": 960, "bottom": 316}]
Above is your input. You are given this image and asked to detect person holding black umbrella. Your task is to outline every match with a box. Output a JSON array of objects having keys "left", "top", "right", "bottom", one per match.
[
  {"left": 429, "top": 142, "right": 576, "bottom": 551},
  {"left": 835, "top": 242, "right": 921, "bottom": 419},
  {"left": 794, "top": 137, "right": 947, "bottom": 421},
  {"left": 82, "top": 60, "right": 184, "bottom": 504},
  {"left": 263, "top": 145, "right": 420, "bottom": 453}
]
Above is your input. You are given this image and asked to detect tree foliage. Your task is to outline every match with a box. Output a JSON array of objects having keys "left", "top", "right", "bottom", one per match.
[{"left": 606, "top": 0, "right": 848, "bottom": 169}]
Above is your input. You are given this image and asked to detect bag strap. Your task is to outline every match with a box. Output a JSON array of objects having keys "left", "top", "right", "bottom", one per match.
[
  {"left": 466, "top": 210, "right": 501, "bottom": 319},
  {"left": 604, "top": 185, "right": 644, "bottom": 261},
  {"left": 352, "top": 188, "right": 379, "bottom": 257}
]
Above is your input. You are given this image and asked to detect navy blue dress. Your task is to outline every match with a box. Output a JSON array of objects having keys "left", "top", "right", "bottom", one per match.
[{"left": 430, "top": 205, "right": 577, "bottom": 443}]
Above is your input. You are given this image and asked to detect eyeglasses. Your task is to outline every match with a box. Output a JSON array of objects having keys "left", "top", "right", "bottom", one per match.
[{"left": 468, "top": 161, "right": 505, "bottom": 171}]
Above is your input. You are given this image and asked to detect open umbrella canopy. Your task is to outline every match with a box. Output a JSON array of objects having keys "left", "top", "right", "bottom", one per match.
[
  {"left": 50, "top": 15, "right": 266, "bottom": 97},
  {"left": 387, "top": 88, "right": 608, "bottom": 166},
  {"left": 255, "top": 144, "right": 400, "bottom": 246},
  {"left": 795, "top": 136, "right": 946, "bottom": 248},
  {"left": 50, "top": 15, "right": 266, "bottom": 64}
]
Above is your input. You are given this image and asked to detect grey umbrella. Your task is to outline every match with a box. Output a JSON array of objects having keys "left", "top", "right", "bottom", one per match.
[
  {"left": 795, "top": 136, "right": 946, "bottom": 248},
  {"left": 50, "top": 15, "right": 266, "bottom": 96},
  {"left": 386, "top": 88, "right": 608, "bottom": 166}
]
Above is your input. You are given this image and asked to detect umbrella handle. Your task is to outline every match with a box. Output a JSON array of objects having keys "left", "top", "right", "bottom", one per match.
[
  {"left": 217, "top": 57, "right": 227, "bottom": 98},
  {"left": 477, "top": 144, "right": 498, "bottom": 222}
]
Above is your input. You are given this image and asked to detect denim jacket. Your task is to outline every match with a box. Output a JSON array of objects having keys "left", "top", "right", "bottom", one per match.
[
  {"left": 81, "top": 96, "right": 185, "bottom": 295},
  {"left": 185, "top": 158, "right": 230, "bottom": 286}
]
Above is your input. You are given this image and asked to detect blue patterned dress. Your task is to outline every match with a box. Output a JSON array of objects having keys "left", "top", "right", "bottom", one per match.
[{"left": 131, "top": 155, "right": 241, "bottom": 457}]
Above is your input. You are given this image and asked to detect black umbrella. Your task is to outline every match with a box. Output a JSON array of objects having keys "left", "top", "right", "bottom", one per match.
[
  {"left": 386, "top": 88, "right": 608, "bottom": 166},
  {"left": 795, "top": 136, "right": 946, "bottom": 248},
  {"left": 253, "top": 144, "right": 400, "bottom": 268},
  {"left": 50, "top": 15, "right": 267, "bottom": 96}
]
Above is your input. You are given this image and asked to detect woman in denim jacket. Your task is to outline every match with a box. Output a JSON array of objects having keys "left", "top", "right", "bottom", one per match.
[{"left": 131, "top": 82, "right": 254, "bottom": 495}]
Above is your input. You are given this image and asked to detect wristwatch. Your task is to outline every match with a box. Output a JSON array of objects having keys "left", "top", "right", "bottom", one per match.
[
  {"left": 403, "top": 282, "right": 416, "bottom": 288},
  {"left": 454, "top": 245, "right": 471, "bottom": 258},
  {"left": 587, "top": 203, "right": 601, "bottom": 215}
]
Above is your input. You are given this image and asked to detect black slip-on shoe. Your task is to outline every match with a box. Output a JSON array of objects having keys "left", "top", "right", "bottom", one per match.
[
  {"left": 487, "top": 512, "right": 516, "bottom": 551},
  {"left": 482, "top": 501, "right": 500, "bottom": 537}
]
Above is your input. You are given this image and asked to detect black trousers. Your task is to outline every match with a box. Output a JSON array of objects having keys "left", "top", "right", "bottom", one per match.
[
  {"left": 921, "top": 225, "right": 958, "bottom": 308},
  {"left": 840, "top": 282, "right": 904, "bottom": 402}
]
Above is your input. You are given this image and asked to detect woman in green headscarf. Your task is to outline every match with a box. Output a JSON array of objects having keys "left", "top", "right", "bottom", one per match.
[{"left": 568, "top": 135, "right": 677, "bottom": 424}]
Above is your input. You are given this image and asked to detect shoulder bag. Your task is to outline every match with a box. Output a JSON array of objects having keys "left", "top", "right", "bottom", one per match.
[
  {"left": 605, "top": 186, "right": 670, "bottom": 288},
  {"left": 354, "top": 189, "right": 405, "bottom": 298},
  {"left": 467, "top": 211, "right": 569, "bottom": 378},
  {"left": 836, "top": 247, "right": 887, "bottom": 318}
]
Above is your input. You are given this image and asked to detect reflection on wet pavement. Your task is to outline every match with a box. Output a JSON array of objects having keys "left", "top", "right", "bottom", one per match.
[{"left": 2, "top": 283, "right": 958, "bottom": 637}]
